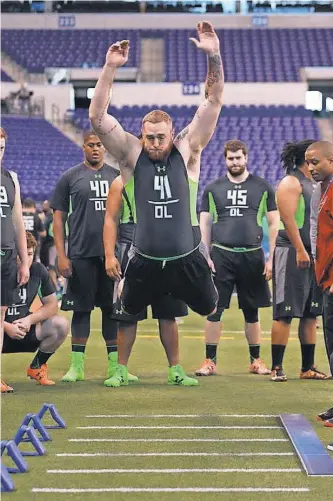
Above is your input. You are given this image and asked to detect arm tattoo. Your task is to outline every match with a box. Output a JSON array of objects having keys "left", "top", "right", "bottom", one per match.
[
  {"left": 175, "top": 126, "right": 189, "bottom": 142},
  {"left": 97, "top": 83, "right": 112, "bottom": 132},
  {"left": 98, "top": 124, "right": 118, "bottom": 136},
  {"left": 205, "top": 54, "right": 222, "bottom": 99}
]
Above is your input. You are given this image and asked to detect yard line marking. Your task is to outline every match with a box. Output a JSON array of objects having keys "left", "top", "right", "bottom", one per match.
[
  {"left": 90, "top": 328, "right": 307, "bottom": 335},
  {"left": 184, "top": 336, "right": 236, "bottom": 339},
  {"left": 47, "top": 468, "right": 302, "bottom": 474},
  {"left": 57, "top": 452, "right": 294, "bottom": 457},
  {"left": 32, "top": 488, "right": 311, "bottom": 493},
  {"left": 69, "top": 438, "right": 288, "bottom": 443},
  {"left": 85, "top": 414, "right": 279, "bottom": 418},
  {"left": 77, "top": 425, "right": 282, "bottom": 430}
]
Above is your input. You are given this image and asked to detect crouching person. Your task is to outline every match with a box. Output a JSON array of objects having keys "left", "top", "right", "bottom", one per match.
[{"left": 2, "top": 232, "right": 68, "bottom": 389}]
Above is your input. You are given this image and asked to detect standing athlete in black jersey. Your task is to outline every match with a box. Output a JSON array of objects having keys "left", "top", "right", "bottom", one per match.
[
  {"left": 51, "top": 131, "right": 127, "bottom": 384},
  {"left": 196, "top": 140, "right": 279, "bottom": 377},
  {"left": 271, "top": 140, "right": 327, "bottom": 382},
  {"left": 90, "top": 23, "right": 223, "bottom": 366},
  {"left": 103, "top": 176, "right": 198, "bottom": 387},
  {"left": 1, "top": 127, "right": 30, "bottom": 393}
]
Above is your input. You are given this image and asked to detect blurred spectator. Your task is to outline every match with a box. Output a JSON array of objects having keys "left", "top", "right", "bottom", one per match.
[
  {"left": 22, "top": 197, "right": 46, "bottom": 261},
  {"left": 16, "top": 82, "right": 33, "bottom": 114}
]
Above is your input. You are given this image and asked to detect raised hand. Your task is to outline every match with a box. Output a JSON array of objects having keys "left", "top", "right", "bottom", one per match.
[
  {"left": 105, "top": 40, "right": 130, "bottom": 68},
  {"left": 189, "top": 21, "right": 220, "bottom": 55}
]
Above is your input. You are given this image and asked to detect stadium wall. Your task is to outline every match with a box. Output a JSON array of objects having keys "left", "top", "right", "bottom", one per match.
[
  {"left": 0, "top": 82, "right": 307, "bottom": 114},
  {"left": 2, "top": 13, "right": 333, "bottom": 30},
  {"left": 109, "top": 82, "right": 307, "bottom": 106}
]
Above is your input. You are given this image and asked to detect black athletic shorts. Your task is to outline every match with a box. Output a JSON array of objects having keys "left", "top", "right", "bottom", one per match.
[
  {"left": 1, "top": 249, "right": 19, "bottom": 307},
  {"left": 112, "top": 242, "right": 188, "bottom": 322},
  {"left": 121, "top": 244, "right": 217, "bottom": 317},
  {"left": 272, "top": 247, "right": 323, "bottom": 320},
  {"left": 61, "top": 257, "right": 115, "bottom": 312},
  {"left": 2, "top": 324, "right": 39, "bottom": 353},
  {"left": 210, "top": 245, "right": 271, "bottom": 311}
]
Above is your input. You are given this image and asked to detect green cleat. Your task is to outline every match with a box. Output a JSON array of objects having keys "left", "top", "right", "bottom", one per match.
[
  {"left": 168, "top": 364, "right": 199, "bottom": 386},
  {"left": 61, "top": 352, "right": 85, "bottom": 382},
  {"left": 107, "top": 352, "right": 138, "bottom": 382},
  {"left": 104, "top": 364, "right": 129, "bottom": 387},
  {"left": 107, "top": 352, "right": 117, "bottom": 378},
  {"left": 128, "top": 372, "right": 139, "bottom": 383}
]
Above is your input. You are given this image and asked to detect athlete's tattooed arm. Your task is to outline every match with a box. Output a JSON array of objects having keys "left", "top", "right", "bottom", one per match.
[
  {"left": 186, "top": 52, "right": 224, "bottom": 152},
  {"left": 175, "top": 23, "right": 224, "bottom": 174},
  {"left": 89, "top": 51, "right": 141, "bottom": 178}
]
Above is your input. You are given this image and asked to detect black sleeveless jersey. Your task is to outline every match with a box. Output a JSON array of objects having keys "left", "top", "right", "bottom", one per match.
[{"left": 128, "top": 146, "right": 200, "bottom": 260}]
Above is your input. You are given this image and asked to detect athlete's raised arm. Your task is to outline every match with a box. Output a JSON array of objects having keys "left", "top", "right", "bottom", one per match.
[
  {"left": 175, "top": 22, "right": 224, "bottom": 177},
  {"left": 89, "top": 40, "right": 141, "bottom": 180}
]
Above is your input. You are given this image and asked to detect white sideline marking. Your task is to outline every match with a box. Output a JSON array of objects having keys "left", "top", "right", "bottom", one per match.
[
  {"left": 85, "top": 414, "right": 279, "bottom": 418},
  {"left": 47, "top": 468, "right": 302, "bottom": 474},
  {"left": 69, "top": 438, "right": 288, "bottom": 443},
  {"left": 32, "top": 488, "right": 310, "bottom": 493},
  {"left": 77, "top": 426, "right": 282, "bottom": 430},
  {"left": 57, "top": 452, "right": 294, "bottom": 457}
]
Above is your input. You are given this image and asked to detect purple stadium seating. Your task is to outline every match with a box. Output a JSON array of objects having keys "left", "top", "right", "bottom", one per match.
[
  {"left": 1, "top": 106, "right": 320, "bottom": 201},
  {"left": 1, "top": 29, "right": 332, "bottom": 81},
  {"left": 1, "top": 69, "right": 13, "bottom": 82},
  {"left": 73, "top": 105, "right": 320, "bottom": 197},
  {"left": 1, "top": 116, "right": 82, "bottom": 200},
  {"left": 165, "top": 28, "right": 333, "bottom": 82},
  {"left": 0, "top": 30, "right": 140, "bottom": 73}
]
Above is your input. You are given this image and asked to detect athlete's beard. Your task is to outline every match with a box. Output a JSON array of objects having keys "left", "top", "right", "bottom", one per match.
[
  {"left": 144, "top": 139, "right": 173, "bottom": 162},
  {"left": 227, "top": 165, "right": 247, "bottom": 178},
  {"left": 86, "top": 157, "right": 101, "bottom": 167}
]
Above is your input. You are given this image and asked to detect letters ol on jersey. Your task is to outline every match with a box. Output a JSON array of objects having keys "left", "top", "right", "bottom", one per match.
[
  {"left": 226, "top": 189, "right": 248, "bottom": 217},
  {"left": 6, "top": 287, "right": 27, "bottom": 317},
  {"left": 89, "top": 180, "right": 109, "bottom": 211}
]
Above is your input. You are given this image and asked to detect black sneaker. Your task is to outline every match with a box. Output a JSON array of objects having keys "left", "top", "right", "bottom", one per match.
[
  {"left": 327, "top": 443, "right": 333, "bottom": 451},
  {"left": 317, "top": 407, "right": 333, "bottom": 422},
  {"left": 271, "top": 366, "right": 287, "bottom": 382}
]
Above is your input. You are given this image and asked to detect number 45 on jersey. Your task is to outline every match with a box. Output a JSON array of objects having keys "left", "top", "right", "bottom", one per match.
[{"left": 226, "top": 189, "right": 248, "bottom": 217}]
